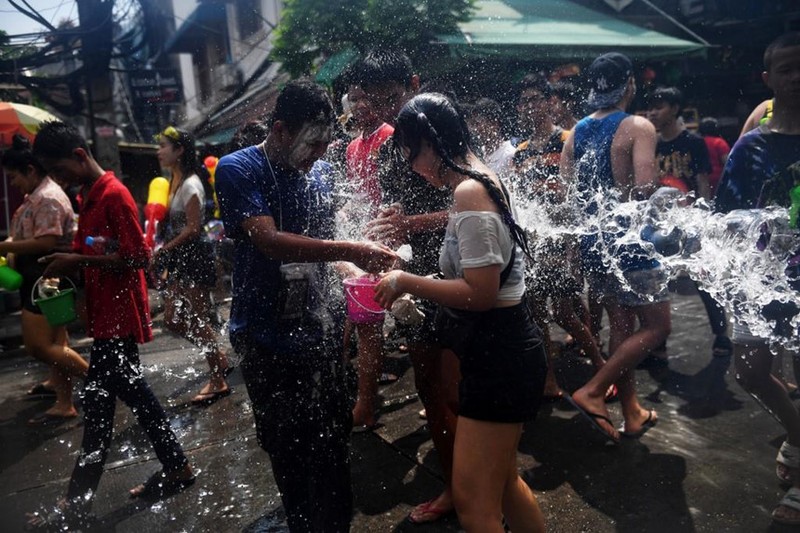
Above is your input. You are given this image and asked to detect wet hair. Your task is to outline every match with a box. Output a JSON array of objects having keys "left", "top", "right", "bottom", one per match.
[
  {"left": 698, "top": 117, "right": 720, "bottom": 137},
  {"left": 160, "top": 126, "right": 198, "bottom": 176},
  {"left": 518, "top": 73, "right": 552, "bottom": 99},
  {"left": 394, "top": 93, "right": 530, "bottom": 256},
  {"left": 270, "top": 79, "right": 334, "bottom": 133},
  {"left": 350, "top": 49, "right": 414, "bottom": 92},
  {"left": 646, "top": 86, "right": 683, "bottom": 112},
  {"left": 764, "top": 32, "right": 800, "bottom": 71},
  {"left": 227, "top": 120, "right": 270, "bottom": 154},
  {"left": 32, "top": 121, "right": 90, "bottom": 161},
  {"left": 1, "top": 134, "right": 46, "bottom": 176}
]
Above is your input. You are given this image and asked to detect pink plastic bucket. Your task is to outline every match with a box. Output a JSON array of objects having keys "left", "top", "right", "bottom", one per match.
[{"left": 344, "top": 276, "right": 385, "bottom": 324}]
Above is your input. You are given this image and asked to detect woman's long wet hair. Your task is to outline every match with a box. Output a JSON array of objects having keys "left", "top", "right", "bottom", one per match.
[
  {"left": 2, "top": 134, "right": 46, "bottom": 176},
  {"left": 394, "top": 93, "right": 530, "bottom": 256}
]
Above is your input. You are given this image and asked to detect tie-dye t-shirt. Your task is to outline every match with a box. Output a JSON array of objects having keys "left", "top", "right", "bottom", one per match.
[{"left": 715, "top": 124, "right": 800, "bottom": 288}]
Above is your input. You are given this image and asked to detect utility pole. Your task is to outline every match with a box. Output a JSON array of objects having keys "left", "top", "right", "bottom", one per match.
[{"left": 76, "top": 0, "right": 121, "bottom": 175}]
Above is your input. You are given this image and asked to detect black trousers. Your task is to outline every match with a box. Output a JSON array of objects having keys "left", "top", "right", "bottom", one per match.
[
  {"left": 238, "top": 338, "right": 353, "bottom": 533},
  {"left": 67, "top": 337, "right": 188, "bottom": 507}
]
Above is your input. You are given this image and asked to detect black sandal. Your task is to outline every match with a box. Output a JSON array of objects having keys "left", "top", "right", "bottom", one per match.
[{"left": 131, "top": 470, "right": 196, "bottom": 500}]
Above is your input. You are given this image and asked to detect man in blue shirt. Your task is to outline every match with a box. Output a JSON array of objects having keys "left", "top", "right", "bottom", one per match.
[
  {"left": 715, "top": 32, "right": 800, "bottom": 527},
  {"left": 215, "top": 80, "right": 397, "bottom": 532}
]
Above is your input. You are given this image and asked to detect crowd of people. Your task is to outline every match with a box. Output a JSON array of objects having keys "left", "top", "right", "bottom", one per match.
[{"left": 4, "top": 30, "right": 799, "bottom": 532}]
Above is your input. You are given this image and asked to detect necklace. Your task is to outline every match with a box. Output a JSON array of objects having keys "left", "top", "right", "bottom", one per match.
[{"left": 260, "top": 140, "right": 311, "bottom": 234}]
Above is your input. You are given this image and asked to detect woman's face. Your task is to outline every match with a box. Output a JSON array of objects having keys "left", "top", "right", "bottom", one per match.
[
  {"left": 401, "top": 140, "right": 443, "bottom": 187},
  {"left": 157, "top": 139, "right": 182, "bottom": 171},
  {"left": 4, "top": 165, "right": 40, "bottom": 195}
]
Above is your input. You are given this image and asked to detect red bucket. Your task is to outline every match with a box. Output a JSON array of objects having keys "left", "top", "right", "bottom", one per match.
[{"left": 343, "top": 276, "right": 385, "bottom": 324}]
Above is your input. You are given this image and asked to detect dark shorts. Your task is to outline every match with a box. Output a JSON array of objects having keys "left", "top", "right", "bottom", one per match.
[
  {"left": 458, "top": 302, "right": 548, "bottom": 423},
  {"left": 732, "top": 298, "right": 800, "bottom": 344},
  {"left": 165, "top": 240, "right": 216, "bottom": 288}
]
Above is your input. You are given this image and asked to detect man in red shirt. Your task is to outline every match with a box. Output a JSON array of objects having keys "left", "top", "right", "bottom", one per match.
[{"left": 27, "top": 121, "right": 194, "bottom": 530}]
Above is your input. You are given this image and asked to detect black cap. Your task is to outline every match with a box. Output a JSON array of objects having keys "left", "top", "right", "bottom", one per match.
[{"left": 586, "top": 52, "right": 633, "bottom": 109}]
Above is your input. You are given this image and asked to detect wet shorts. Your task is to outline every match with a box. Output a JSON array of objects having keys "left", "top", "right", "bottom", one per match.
[{"left": 458, "top": 302, "right": 548, "bottom": 423}]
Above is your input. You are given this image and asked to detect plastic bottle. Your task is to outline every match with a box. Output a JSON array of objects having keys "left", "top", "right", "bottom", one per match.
[
  {"left": 0, "top": 256, "right": 23, "bottom": 290},
  {"left": 85, "top": 236, "right": 118, "bottom": 254}
]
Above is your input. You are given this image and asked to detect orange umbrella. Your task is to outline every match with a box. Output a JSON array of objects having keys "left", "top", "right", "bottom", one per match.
[{"left": 0, "top": 102, "right": 60, "bottom": 148}]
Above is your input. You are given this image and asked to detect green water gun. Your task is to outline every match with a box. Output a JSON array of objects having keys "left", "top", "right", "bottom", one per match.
[{"left": 790, "top": 184, "right": 800, "bottom": 229}]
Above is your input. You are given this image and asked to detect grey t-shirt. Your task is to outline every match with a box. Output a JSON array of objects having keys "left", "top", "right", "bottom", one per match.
[
  {"left": 167, "top": 173, "right": 205, "bottom": 240},
  {"left": 438, "top": 211, "right": 526, "bottom": 301}
]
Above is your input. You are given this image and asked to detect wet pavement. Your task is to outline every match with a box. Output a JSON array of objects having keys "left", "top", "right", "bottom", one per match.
[{"left": 0, "top": 285, "right": 798, "bottom": 532}]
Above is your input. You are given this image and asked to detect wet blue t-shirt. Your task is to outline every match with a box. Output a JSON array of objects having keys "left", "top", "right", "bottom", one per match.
[{"left": 216, "top": 145, "right": 342, "bottom": 354}]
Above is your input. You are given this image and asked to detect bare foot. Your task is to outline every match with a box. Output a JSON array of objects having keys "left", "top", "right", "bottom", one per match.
[
  {"left": 43, "top": 406, "right": 79, "bottom": 418},
  {"left": 352, "top": 402, "right": 377, "bottom": 428}
]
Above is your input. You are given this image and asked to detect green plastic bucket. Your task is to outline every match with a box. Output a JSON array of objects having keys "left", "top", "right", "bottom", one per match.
[{"left": 33, "top": 277, "right": 77, "bottom": 326}]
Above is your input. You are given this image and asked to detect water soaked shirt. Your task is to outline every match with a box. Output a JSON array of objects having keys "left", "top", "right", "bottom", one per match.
[
  {"left": 75, "top": 171, "right": 152, "bottom": 342},
  {"left": 573, "top": 111, "right": 658, "bottom": 272},
  {"left": 715, "top": 125, "right": 800, "bottom": 288},
  {"left": 165, "top": 173, "right": 205, "bottom": 241},
  {"left": 439, "top": 211, "right": 525, "bottom": 301},
  {"left": 346, "top": 123, "right": 394, "bottom": 212},
  {"left": 216, "top": 145, "right": 341, "bottom": 354}
]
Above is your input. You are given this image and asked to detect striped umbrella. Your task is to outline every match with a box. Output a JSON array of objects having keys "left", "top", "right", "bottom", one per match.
[{"left": 0, "top": 102, "right": 60, "bottom": 148}]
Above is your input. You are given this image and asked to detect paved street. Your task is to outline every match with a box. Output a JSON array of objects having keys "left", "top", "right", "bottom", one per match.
[{"left": 0, "top": 287, "right": 798, "bottom": 532}]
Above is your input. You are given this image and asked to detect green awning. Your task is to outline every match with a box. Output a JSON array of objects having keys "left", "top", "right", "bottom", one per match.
[
  {"left": 315, "top": 48, "right": 359, "bottom": 87},
  {"left": 437, "top": 0, "right": 707, "bottom": 60}
]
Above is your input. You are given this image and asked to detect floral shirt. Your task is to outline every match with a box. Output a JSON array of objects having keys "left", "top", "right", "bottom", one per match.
[{"left": 11, "top": 176, "right": 74, "bottom": 244}]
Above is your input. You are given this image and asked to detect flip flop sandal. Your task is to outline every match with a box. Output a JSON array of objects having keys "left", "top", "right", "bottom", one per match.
[
  {"left": 408, "top": 499, "right": 454, "bottom": 524},
  {"left": 131, "top": 470, "right": 196, "bottom": 500},
  {"left": 777, "top": 441, "right": 800, "bottom": 486},
  {"left": 191, "top": 388, "right": 232, "bottom": 406},
  {"left": 619, "top": 409, "right": 658, "bottom": 438},
  {"left": 772, "top": 486, "right": 800, "bottom": 526},
  {"left": 564, "top": 394, "right": 620, "bottom": 444}
]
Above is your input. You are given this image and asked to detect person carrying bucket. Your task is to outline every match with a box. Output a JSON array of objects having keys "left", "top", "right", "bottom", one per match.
[
  {"left": 0, "top": 134, "right": 88, "bottom": 426},
  {"left": 26, "top": 121, "right": 195, "bottom": 531}
]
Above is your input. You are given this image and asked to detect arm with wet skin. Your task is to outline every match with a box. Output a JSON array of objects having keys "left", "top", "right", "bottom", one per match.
[
  {"left": 628, "top": 117, "right": 659, "bottom": 201},
  {"left": 241, "top": 215, "right": 397, "bottom": 273}
]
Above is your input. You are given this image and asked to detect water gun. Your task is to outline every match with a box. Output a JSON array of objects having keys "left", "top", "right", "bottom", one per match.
[
  {"left": 204, "top": 155, "right": 220, "bottom": 219},
  {"left": 144, "top": 177, "right": 169, "bottom": 249},
  {"left": 790, "top": 185, "right": 800, "bottom": 229},
  {"left": 0, "top": 256, "right": 22, "bottom": 290}
]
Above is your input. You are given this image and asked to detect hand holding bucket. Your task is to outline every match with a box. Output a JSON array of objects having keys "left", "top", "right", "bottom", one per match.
[
  {"left": 32, "top": 276, "right": 77, "bottom": 326},
  {"left": 344, "top": 275, "right": 385, "bottom": 324}
]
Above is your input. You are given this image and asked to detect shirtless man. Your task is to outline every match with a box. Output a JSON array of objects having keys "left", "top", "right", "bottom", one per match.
[{"left": 560, "top": 52, "right": 670, "bottom": 442}]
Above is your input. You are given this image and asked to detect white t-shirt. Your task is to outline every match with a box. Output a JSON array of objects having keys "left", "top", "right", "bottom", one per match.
[{"left": 167, "top": 173, "right": 205, "bottom": 239}]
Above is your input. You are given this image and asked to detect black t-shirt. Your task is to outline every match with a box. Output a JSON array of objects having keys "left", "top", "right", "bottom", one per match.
[
  {"left": 512, "top": 127, "right": 567, "bottom": 183},
  {"left": 655, "top": 130, "right": 712, "bottom": 193},
  {"left": 376, "top": 137, "right": 452, "bottom": 276}
]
